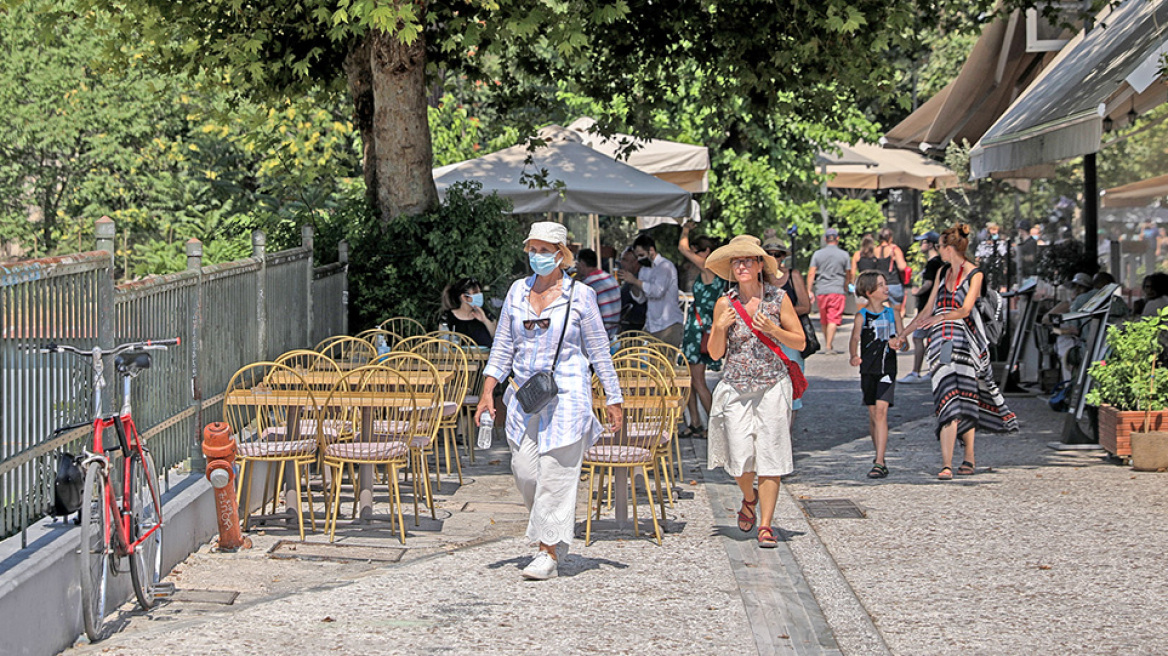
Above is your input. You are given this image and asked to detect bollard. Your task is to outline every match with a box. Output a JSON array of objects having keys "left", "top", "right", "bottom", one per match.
[{"left": 202, "top": 423, "right": 251, "bottom": 551}]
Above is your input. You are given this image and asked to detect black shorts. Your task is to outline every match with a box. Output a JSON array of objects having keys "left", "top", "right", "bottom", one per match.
[{"left": 861, "top": 373, "right": 895, "bottom": 407}]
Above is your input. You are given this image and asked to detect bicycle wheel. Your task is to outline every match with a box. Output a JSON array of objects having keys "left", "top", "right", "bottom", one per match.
[
  {"left": 129, "top": 449, "right": 164, "bottom": 609},
  {"left": 78, "top": 461, "right": 111, "bottom": 641}
]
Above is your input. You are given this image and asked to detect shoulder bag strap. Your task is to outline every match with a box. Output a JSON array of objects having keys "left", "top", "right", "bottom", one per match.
[
  {"left": 729, "top": 296, "right": 796, "bottom": 369},
  {"left": 550, "top": 279, "right": 576, "bottom": 373}
]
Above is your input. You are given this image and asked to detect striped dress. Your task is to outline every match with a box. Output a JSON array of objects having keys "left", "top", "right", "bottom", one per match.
[{"left": 928, "top": 266, "right": 1018, "bottom": 438}]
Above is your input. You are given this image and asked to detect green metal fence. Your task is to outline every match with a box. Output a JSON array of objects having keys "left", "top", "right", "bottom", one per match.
[{"left": 0, "top": 220, "right": 347, "bottom": 543}]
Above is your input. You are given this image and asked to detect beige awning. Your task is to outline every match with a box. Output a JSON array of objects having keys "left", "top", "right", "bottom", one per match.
[
  {"left": 970, "top": 0, "right": 1168, "bottom": 179},
  {"left": 1101, "top": 173, "right": 1168, "bottom": 207},
  {"left": 566, "top": 117, "right": 710, "bottom": 193},
  {"left": 823, "top": 142, "right": 959, "bottom": 191},
  {"left": 883, "top": 11, "right": 1059, "bottom": 154}
]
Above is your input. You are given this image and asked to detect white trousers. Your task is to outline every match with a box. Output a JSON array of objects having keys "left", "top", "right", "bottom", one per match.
[{"left": 510, "top": 434, "right": 586, "bottom": 548}]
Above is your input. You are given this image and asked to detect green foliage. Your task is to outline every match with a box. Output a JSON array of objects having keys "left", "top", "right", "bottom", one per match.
[
  {"left": 346, "top": 182, "right": 521, "bottom": 330},
  {"left": 1086, "top": 308, "right": 1168, "bottom": 412},
  {"left": 429, "top": 95, "right": 486, "bottom": 167},
  {"left": 1037, "top": 239, "right": 1097, "bottom": 286}
]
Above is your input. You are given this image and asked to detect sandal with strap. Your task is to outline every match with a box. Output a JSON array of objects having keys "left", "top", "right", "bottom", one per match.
[
  {"left": 867, "top": 462, "right": 889, "bottom": 479},
  {"left": 956, "top": 461, "right": 976, "bottom": 476},
  {"left": 757, "top": 526, "right": 778, "bottom": 548},
  {"left": 937, "top": 466, "right": 953, "bottom": 481},
  {"left": 737, "top": 490, "right": 758, "bottom": 532}
]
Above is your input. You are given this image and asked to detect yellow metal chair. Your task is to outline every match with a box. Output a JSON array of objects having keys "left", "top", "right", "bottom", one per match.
[
  {"left": 355, "top": 328, "right": 403, "bottom": 353},
  {"left": 585, "top": 365, "right": 669, "bottom": 545},
  {"left": 372, "top": 351, "right": 445, "bottom": 524},
  {"left": 317, "top": 335, "right": 377, "bottom": 369},
  {"left": 408, "top": 337, "right": 469, "bottom": 485},
  {"left": 224, "top": 362, "right": 321, "bottom": 540},
  {"left": 378, "top": 316, "right": 427, "bottom": 339},
  {"left": 321, "top": 365, "right": 415, "bottom": 543},
  {"left": 612, "top": 353, "right": 679, "bottom": 516}
]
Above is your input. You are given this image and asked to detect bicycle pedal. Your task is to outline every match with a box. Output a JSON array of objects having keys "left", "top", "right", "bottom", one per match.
[{"left": 153, "top": 582, "right": 176, "bottom": 599}]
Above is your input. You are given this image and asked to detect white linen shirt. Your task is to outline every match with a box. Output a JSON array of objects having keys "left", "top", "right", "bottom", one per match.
[
  {"left": 631, "top": 253, "right": 684, "bottom": 332},
  {"left": 483, "top": 275, "right": 624, "bottom": 453}
]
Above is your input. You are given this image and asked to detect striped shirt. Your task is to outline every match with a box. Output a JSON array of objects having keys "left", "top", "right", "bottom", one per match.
[
  {"left": 483, "top": 274, "right": 624, "bottom": 453},
  {"left": 580, "top": 269, "right": 621, "bottom": 339}
]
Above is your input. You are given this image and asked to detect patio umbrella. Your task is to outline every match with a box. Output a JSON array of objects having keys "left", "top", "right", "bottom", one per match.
[
  {"left": 566, "top": 117, "right": 710, "bottom": 193},
  {"left": 433, "top": 127, "right": 693, "bottom": 219}
]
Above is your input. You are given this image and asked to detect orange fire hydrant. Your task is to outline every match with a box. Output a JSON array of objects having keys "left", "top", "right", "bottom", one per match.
[{"left": 202, "top": 423, "right": 251, "bottom": 551}]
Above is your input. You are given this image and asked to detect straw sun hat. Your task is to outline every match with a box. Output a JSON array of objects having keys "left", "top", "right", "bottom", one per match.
[
  {"left": 705, "top": 235, "right": 779, "bottom": 282},
  {"left": 524, "top": 221, "right": 575, "bottom": 268}
]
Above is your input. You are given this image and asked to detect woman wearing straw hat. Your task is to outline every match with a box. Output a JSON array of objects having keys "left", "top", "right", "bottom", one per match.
[
  {"left": 476, "top": 222, "right": 623, "bottom": 580},
  {"left": 705, "top": 235, "right": 805, "bottom": 548}
]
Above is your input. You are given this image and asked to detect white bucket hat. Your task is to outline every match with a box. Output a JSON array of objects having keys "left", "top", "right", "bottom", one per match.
[{"left": 524, "top": 221, "right": 575, "bottom": 268}]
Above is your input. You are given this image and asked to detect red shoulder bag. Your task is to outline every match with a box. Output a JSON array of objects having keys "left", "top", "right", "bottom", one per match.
[{"left": 729, "top": 296, "right": 808, "bottom": 399}]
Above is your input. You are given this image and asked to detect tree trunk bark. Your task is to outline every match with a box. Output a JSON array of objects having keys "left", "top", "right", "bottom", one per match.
[
  {"left": 344, "top": 36, "right": 378, "bottom": 210},
  {"left": 369, "top": 21, "right": 438, "bottom": 224}
]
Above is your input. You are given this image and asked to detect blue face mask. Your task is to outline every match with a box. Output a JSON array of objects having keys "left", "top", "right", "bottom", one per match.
[
  {"left": 529, "top": 252, "right": 560, "bottom": 276},
  {"left": 468, "top": 292, "right": 484, "bottom": 307}
]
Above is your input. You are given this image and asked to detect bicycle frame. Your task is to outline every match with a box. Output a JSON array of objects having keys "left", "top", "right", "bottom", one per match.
[{"left": 82, "top": 346, "right": 162, "bottom": 558}]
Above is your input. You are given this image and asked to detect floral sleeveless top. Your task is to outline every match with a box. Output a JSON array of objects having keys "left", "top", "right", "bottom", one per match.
[{"left": 723, "top": 283, "right": 789, "bottom": 394}]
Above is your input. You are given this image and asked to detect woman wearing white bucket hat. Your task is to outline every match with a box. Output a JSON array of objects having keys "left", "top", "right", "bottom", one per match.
[
  {"left": 477, "top": 222, "right": 623, "bottom": 580},
  {"left": 704, "top": 235, "right": 805, "bottom": 549}
]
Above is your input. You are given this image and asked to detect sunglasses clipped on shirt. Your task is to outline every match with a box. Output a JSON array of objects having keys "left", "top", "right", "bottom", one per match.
[{"left": 523, "top": 318, "right": 551, "bottom": 331}]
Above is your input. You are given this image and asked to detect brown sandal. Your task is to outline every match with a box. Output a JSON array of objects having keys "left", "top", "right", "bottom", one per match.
[
  {"left": 737, "top": 489, "right": 758, "bottom": 532},
  {"left": 956, "top": 461, "right": 976, "bottom": 476},
  {"left": 937, "top": 467, "right": 953, "bottom": 480},
  {"left": 757, "top": 526, "right": 778, "bottom": 548}
]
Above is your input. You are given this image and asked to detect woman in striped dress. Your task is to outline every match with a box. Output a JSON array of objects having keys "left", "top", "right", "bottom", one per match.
[{"left": 900, "top": 224, "right": 1017, "bottom": 480}]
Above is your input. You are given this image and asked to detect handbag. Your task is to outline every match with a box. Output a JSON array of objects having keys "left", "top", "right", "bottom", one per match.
[
  {"left": 695, "top": 306, "right": 710, "bottom": 355},
  {"left": 730, "top": 296, "right": 808, "bottom": 399},
  {"left": 798, "top": 313, "right": 820, "bottom": 359},
  {"left": 513, "top": 280, "right": 576, "bottom": 414}
]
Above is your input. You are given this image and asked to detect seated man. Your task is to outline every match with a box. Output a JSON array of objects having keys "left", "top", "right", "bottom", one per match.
[{"left": 1042, "top": 272, "right": 1095, "bottom": 382}]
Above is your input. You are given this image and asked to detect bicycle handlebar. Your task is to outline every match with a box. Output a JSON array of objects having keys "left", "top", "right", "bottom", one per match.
[{"left": 22, "top": 338, "right": 180, "bottom": 357}]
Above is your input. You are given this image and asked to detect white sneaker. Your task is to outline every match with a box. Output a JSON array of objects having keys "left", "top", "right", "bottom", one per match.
[
  {"left": 898, "top": 372, "right": 922, "bottom": 384},
  {"left": 521, "top": 552, "right": 558, "bottom": 580}
]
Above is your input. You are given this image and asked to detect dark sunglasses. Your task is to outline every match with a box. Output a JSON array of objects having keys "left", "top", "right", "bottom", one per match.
[{"left": 523, "top": 318, "right": 551, "bottom": 331}]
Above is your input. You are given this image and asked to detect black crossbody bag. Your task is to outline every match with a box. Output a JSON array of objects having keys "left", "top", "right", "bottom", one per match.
[{"left": 513, "top": 280, "right": 576, "bottom": 414}]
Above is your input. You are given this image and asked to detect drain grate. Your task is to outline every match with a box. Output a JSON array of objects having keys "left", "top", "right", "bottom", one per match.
[
  {"left": 268, "top": 540, "right": 406, "bottom": 563},
  {"left": 801, "top": 498, "right": 866, "bottom": 519}
]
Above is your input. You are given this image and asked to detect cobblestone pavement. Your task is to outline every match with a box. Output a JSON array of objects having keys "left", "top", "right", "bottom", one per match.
[
  {"left": 788, "top": 351, "right": 1168, "bottom": 655},
  {"left": 60, "top": 342, "right": 1168, "bottom": 655}
]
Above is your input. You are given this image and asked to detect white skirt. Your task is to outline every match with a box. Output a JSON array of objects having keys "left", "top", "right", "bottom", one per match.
[{"left": 707, "top": 378, "right": 794, "bottom": 478}]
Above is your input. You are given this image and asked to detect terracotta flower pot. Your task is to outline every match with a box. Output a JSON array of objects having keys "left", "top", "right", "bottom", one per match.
[{"left": 1097, "top": 405, "right": 1168, "bottom": 458}]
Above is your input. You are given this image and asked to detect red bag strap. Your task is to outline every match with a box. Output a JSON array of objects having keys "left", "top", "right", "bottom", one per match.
[{"left": 729, "top": 296, "right": 795, "bottom": 369}]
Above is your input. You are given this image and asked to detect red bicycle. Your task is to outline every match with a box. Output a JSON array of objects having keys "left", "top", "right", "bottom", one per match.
[{"left": 28, "top": 338, "right": 179, "bottom": 640}]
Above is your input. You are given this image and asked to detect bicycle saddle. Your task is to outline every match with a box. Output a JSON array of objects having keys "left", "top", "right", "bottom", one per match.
[{"left": 115, "top": 351, "right": 152, "bottom": 375}]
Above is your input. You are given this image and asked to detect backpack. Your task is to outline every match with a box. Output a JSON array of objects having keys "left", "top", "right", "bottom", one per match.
[
  {"left": 53, "top": 452, "right": 85, "bottom": 518},
  {"left": 976, "top": 286, "right": 1005, "bottom": 346}
]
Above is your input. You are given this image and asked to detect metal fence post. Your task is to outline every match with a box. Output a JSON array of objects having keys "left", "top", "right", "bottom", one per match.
[
  {"left": 94, "top": 217, "right": 116, "bottom": 415},
  {"left": 302, "top": 225, "right": 314, "bottom": 347},
  {"left": 339, "top": 239, "right": 350, "bottom": 337},
  {"left": 186, "top": 238, "right": 206, "bottom": 470},
  {"left": 253, "top": 230, "right": 267, "bottom": 362}
]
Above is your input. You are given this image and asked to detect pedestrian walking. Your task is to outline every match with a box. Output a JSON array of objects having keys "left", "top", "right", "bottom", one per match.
[
  {"left": 476, "top": 222, "right": 623, "bottom": 580},
  {"left": 617, "top": 234, "right": 684, "bottom": 347},
  {"left": 899, "top": 230, "right": 943, "bottom": 384},
  {"left": 902, "top": 224, "right": 1017, "bottom": 480},
  {"left": 765, "top": 236, "right": 811, "bottom": 420},
  {"left": 575, "top": 248, "right": 621, "bottom": 340},
  {"left": 704, "top": 235, "right": 806, "bottom": 549},
  {"left": 874, "top": 228, "right": 909, "bottom": 323},
  {"left": 807, "top": 227, "right": 851, "bottom": 354},
  {"left": 617, "top": 248, "right": 647, "bottom": 333},
  {"left": 677, "top": 222, "right": 724, "bottom": 438},
  {"left": 848, "top": 271, "right": 906, "bottom": 479}
]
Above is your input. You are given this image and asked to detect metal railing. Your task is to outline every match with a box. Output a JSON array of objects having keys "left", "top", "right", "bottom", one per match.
[{"left": 0, "top": 219, "right": 348, "bottom": 542}]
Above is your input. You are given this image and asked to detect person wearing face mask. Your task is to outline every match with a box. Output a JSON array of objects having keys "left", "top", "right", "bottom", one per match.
[
  {"left": 476, "top": 222, "right": 623, "bottom": 581},
  {"left": 616, "top": 234, "right": 684, "bottom": 347},
  {"left": 974, "top": 221, "right": 1010, "bottom": 292},
  {"left": 440, "top": 277, "right": 496, "bottom": 347},
  {"left": 617, "top": 247, "right": 647, "bottom": 333}
]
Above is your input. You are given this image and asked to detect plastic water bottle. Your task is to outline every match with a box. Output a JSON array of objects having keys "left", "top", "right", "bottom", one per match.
[{"left": 477, "top": 412, "right": 494, "bottom": 450}]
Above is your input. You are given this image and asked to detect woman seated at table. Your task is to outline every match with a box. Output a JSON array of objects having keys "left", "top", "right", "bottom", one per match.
[{"left": 440, "top": 277, "right": 495, "bottom": 347}]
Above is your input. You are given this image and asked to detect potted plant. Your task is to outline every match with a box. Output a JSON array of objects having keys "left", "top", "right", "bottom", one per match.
[{"left": 1085, "top": 307, "right": 1168, "bottom": 457}]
